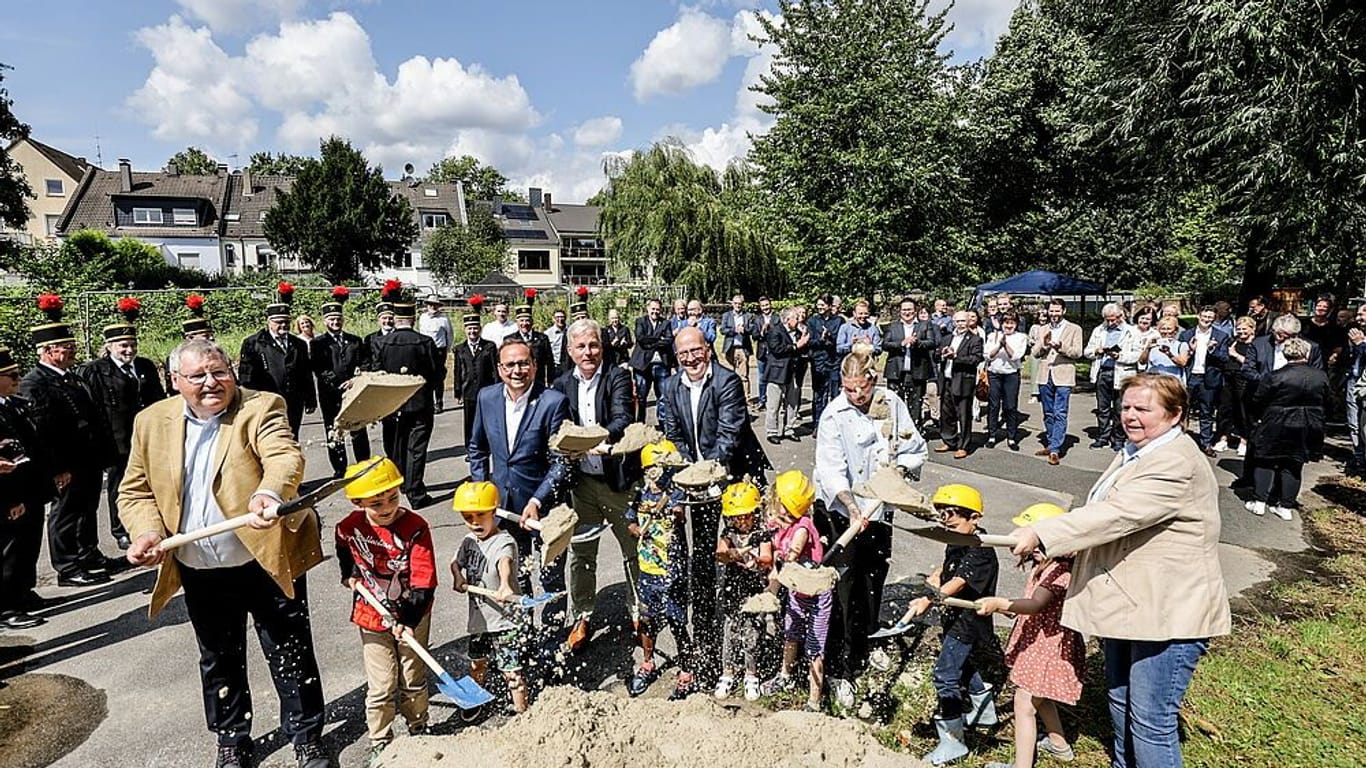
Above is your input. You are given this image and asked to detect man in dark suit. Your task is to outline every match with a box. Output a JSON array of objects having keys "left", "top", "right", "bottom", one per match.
[
  {"left": 603, "top": 308, "right": 634, "bottom": 369},
  {"left": 453, "top": 310, "right": 499, "bottom": 447},
  {"left": 0, "top": 347, "right": 57, "bottom": 627},
  {"left": 762, "top": 307, "right": 807, "bottom": 443},
  {"left": 807, "top": 294, "right": 845, "bottom": 427},
  {"left": 1250, "top": 314, "right": 1324, "bottom": 382},
  {"left": 310, "top": 291, "right": 371, "bottom": 477},
  {"left": 467, "top": 337, "right": 572, "bottom": 624},
  {"left": 661, "top": 326, "right": 772, "bottom": 683},
  {"left": 882, "top": 297, "right": 936, "bottom": 426},
  {"left": 554, "top": 318, "right": 642, "bottom": 650},
  {"left": 720, "top": 294, "right": 758, "bottom": 404},
  {"left": 237, "top": 290, "right": 315, "bottom": 439},
  {"left": 1180, "top": 305, "right": 1231, "bottom": 453},
  {"left": 630, "top": 299, "right": 673, "bottom": 422},
  {"left": 371, "top": 301, "right": 442, "bottom": 508},
  {"left": 933, "top": 311, "right": 985, "bottom": 458},
  {"left": 80, "top": 301, "right": 165, "bottom": 550},
  {"left": 1247, "top": 294, "right": 1280, "bottom": 338},
  {"left": 509, "top": 303, "right": 556, "bottom": 389}
]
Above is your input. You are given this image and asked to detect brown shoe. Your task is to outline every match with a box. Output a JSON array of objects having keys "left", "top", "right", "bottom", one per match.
[
  {"left": 568, "top": 617, "right": 591, "bottom": 653},
  {"left": 934, "top": 444, "right": 953, "bottom": 453},
  {"left": 953, "top": 449, "right": 968, "bottom": 459},
  {"left": 1034, "top": 448, "right": 1051, "bottom": 457},
  {"left": 1048, "top": 452, "right": 1061, "bottom": 465}
]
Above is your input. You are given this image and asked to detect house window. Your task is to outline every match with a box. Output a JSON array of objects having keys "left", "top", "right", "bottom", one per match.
[
  {"left": 421, "top": 212, "right": 448, "bottom": 229},
  {"left": 173, "top": 208, "right": 196, "bottom": 225},
  {"left": 224, "top": 243, "right": 236, "bottom": 267},
  {"left": 44, "top": 179, "right": 63, "bottom": 196},
  {"left": 396, "top": 250, "right": 414, "bottom": 268},
  {"left": 257, "top": 248, "right": 273, "bottom": 268},
  {"left": 259, "top": 211, "right": 268, "bottom": 221},
  {"left": 518, "top": 249, "right": 551, "bottom": 272},
  {"left": 44, "top": 215, "right": 61, "bottom": 237},
  {"left": 423, "top": 188, "right": 438, "bottom": 197},
  {"left": 177, "top": 252, "right": 200, "bottom": 269},
  {"left": 133, "top": 207, "right": 164, "bottom": 225}
]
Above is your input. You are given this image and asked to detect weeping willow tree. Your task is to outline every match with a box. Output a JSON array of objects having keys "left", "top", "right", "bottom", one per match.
[{"left": 595, "top": 139, "right": 784, "bottom": 300}]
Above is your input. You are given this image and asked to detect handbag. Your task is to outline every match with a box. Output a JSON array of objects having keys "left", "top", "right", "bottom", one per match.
[{"left": 975, "top": 370, "right": 990, "bottom": 402}]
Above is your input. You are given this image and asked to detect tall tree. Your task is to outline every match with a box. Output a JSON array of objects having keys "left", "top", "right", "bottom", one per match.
[
  {"left": 422, "top": 204, "right": 509, "bottom": 287},
  {"left": 247, "top": 151, "right": 313, "bottom": 176},
  {"left": 422, "top": 155, "right": 524, "bottom": 202},
  {"left": 263, "top": 137, "right": 418, "bottom": 282},
  {"left": 748, "top": 0, "right": 971, "bottom": 297},
  {"left": 167, "top": 146, "right": 220, "bottom": 175},
  {"left": 597, "top": 139, "right": 782, "bottom": 299},
  {"left": 0, "top": 63, "right": 33, "bottom": 259}
]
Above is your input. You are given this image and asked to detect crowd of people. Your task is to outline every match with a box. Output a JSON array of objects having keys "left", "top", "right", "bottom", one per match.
[{"left": 0, "top": 280, "right": 1359, "bottom": 768}]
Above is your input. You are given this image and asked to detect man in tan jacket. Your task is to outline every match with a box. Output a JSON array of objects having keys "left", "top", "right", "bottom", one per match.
[
  {"left": 1031, "top": 298, "right": 1084, "bottom": 464},
  {"left": 119, "top": 339, "right": 329, "bottom": 768}
]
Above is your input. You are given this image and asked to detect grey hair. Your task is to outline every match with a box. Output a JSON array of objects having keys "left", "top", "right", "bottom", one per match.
[
  {"left": 1271, "top": 313, "right": 1301, "bottom": 335},
  {"left": 1102, "top": 302, "right": 1123, "bottom": 318},
  {"left": 567, "top": 317, "right": 602, "bottom": 344},
  {"left": 170, "top": 338, "right": 231, "bottom": 374},
  {"left": 1281, "top": 337, "right": 1310, "bottom": 361},
  {"left": 781, "top": 306, "right": 801, "bottom": 322}
]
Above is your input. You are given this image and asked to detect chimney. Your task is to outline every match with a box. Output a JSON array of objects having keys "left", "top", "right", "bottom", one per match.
[
  {"left": 543, "top": 192, "right": 552, "bottom": 211},
  {"left": 118, "top": 158, "right": 132, "bottom": 193},
  {"left": 216, "top": 163, "right": 229, "bottom": 177},
  {"left": 529, "top": 187, "right": 543, "bottom": 208},
  {"left": 241, "top": 167, "right": 253, "bottom": 197},
  {"left": 166, "top": 162, "right": 179, "bottom": 176}
]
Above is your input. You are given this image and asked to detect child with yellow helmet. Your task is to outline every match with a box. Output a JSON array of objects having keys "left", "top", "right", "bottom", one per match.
[
  {"left": 621, "top": 440, "right": 694, "bottom": 699},
  {"left": 976, "top": 503, "right": 1083, "bottom": 768},
  {"left": 334, "top": 458, "right": 438, "bottom": 757},
  {"left": 713, "top": 480, "right": 774, "bottom": 701},
  {"left": 906, "top": 483, "right": 1001, "bottom": 765},
  {"left": 450, "top": 479, "right": 531, "bottom": 714},
  {"left": 759, "top": 470, "right": 832, "bottom": 712}
]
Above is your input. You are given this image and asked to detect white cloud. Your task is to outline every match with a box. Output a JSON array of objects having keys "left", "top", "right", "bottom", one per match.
[
  {"left": 573, "top": 116, "right": 623, "bottom": 147},
  {"left": 173, "top": 0, "right": 307, "bottom": 34},
  {"left": 932, "top": 0, "right": 1019, "bottom": 55},
  {"left": 126, "top": 16, "right": 258, "bottom": 146},
  {"left": 629, "top": 7, "right": 737, "bottom": 101}
]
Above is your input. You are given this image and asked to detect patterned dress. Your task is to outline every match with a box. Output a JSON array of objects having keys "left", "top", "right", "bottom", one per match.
[{"left": 1003, "top": 559, "right": 1086, "bottom": 705}]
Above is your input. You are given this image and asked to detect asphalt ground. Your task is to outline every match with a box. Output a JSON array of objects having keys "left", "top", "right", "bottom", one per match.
[{"left": 0, "top": 378, "right": 1326, "bottom": 767}]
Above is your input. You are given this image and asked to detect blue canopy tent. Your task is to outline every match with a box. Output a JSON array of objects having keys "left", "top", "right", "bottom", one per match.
[{"left": 973, "top": 270, "right": 1106, "bottom": 313}]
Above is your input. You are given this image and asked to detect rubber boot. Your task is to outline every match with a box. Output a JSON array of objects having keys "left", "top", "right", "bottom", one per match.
[
  {"left": 925, "top": 717, "right": 969, "bottom": 765},
  {"left": 965, "top": 686, "right": 998, "bottom": 727}
]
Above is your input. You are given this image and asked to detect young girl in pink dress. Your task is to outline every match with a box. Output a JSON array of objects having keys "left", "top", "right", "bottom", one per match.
[{"left": 977, "top": 503, "right": 1086, "bottom": 768}]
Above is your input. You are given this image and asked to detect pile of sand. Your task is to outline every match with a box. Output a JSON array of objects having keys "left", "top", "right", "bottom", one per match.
[
  {"left": 549, "top": 423, "right": 609, "bottom": 455},
  {"left": 377, "top": 687, "right": 925, "bottom": 768},
  {"left": 672, "top": 459, "right": 728, "bottom": 490},
  {"left": 333, "top": 372, "right": 427, "bottom": 433},
  {"left": 611, "top": 423, "right": 664, "bottom": 455},
  {"left": 854, "top": 466, "right": 934, "bottom": 520}
]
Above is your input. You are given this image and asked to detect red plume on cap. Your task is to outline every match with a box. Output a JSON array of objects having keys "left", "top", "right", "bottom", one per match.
[
  {"left": 277, "top": 281, "right": 295, "bottom": 296},
  {"left": 331, "top": 285, "right": 350, "bottom": 303},
  {"left": 37, "top": 293, "right": 64, "bottom": 321},
  {"left": 186, "top": 293, "right": 206, "bottom": 315},
  {"left": 576, "top": 286, "right": 589, "bottom": 298},
  {"left": 524, "top": 288, "right": 537, "bottom": 303},
  {"left": 117, "top": 296, "right": 142, "bottom": 322},
  {"left": 381, "top": 279, "right": 403, "bottom": 302},
  {"left": 469, "top": 294, "right": 485, "bottom": 308}
]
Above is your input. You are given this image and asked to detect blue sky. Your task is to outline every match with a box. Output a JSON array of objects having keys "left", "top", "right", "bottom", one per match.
[{"left": 4, "top": 0, "right": 1016, "bottom": 202}]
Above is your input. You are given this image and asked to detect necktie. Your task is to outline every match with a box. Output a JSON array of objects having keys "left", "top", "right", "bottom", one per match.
[{"left": 122, "top": 363, "right": 136, "bottom": 379}]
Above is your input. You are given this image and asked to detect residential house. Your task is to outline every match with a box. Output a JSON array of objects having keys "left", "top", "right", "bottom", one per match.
[
  {"left": 221, "top": 169, "right": 293, "bottom": 273},
  {"left": 496, "top": 187, "right": 605, "bottom": 290},
  {"left": 379, "top": 178, "right": 468, "bottom": 285},
  {"left": 57, "top": 158, "right": 229, "bottom": 273},
  {"left": 1, "top": 137, "right": 92, "bottom": 246},
  {"left": 542, "top": 191, "right": 605, "bottom": 287}
]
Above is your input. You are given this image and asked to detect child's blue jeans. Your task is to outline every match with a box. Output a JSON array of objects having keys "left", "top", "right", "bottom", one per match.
[{"left": 932, "top": 633, "right": 988, "bottom": 720}]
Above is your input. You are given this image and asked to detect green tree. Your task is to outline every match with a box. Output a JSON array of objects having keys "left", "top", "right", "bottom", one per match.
[
  {"left": 262, "top": 137, "right": 418, "bottom": 282},
  {"left": 167, "top": 146, "right": 220, "bottom": 175},
  {"left": 0, "top": 63, "right": 32, "bottom": 260},
  {"left": 422, "top": 205, "right": 509, "bottom": 287},
  {"left": 597, "top": 139, "right": 782, "bottom": 300},
  {"left": 247, "top": 151, "right": 312, "bottom": 176},
  {"left": 422, "top": 155, "right": 524, "bottom": 202},
  {"left": 747, "top": 0, "right": 972, "bottom": 298}
]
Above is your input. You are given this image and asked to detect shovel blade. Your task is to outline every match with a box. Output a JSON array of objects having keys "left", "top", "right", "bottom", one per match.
[
  {"left": 868, "top": 623, "right": 912, "bottom": 639},
  {"left": 436, "top": 672, "right": 494, "bottom": 710},
  {"left": 570, "top": 522, "right": 611, "bottom": 544},
  {"left": 517, "top": 590, "right": 564, "bottom": 610}
]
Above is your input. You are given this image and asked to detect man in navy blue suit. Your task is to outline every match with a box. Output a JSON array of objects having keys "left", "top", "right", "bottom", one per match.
[
  {"left": 466, "top": 337, "right": 572, "bottom": 627},
  {"left": 1180, "top": 306, "right": 1231, "bottom": 453}
]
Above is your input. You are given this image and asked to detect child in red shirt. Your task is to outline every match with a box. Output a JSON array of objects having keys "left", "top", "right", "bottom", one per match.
[{"left": 334, "top": 458, "right": 437, "bottom": 758}]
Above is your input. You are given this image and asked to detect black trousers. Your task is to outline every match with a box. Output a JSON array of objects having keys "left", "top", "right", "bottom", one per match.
[
  {"left": 894, "top": 377, "right": 928, "bottom": 428},
  {"left": 685, "top": 500, "right": 722, "bottom": 682},
  {"left": 383, "top": 410, "right": 432, "bottom": 501},
  {"left": 462, "top": 398, "right": 478, "bottom": 448},
  {"left": 0, "top": 501, "right": 45, "bottom": 612},
  {"left": 319, "top": 396, "right": 371, "bottom": 476},
  {"left": 284, "top": 396, "right": 305, "bottom": 441},
  {"left": 939, "top": 386, "right": 974, "bottom": 450},
  {"left": 1094, "top": 367, "right": 1122, "bottom": 447},
  {"left": 825, "top": 511, "right": 893, "bottom": 679},
  {"left": 1252, "top": 459, "right": 1304, "bottom": 506},
  {"left": 179, "top": 562, "right": 324, "bottom": 747},
  {"left": 986, "top": 371, "right": 1022, "bottom": 443},
  {"left": 49, "top": 465, "right": 103, "bottom": 576},
  {"left": 1217, "top": 378, "right": 1250, "bottom": 442},
  {"left": 106, "top": 457, "right": 129, "bottom": 540},
  {"left": 433, "top": 348, "right": 449, "bottom": 409}
]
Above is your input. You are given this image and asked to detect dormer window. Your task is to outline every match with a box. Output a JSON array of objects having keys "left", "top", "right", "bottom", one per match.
[
  {"left": 421, "top": 212, "right": 448, "bottom": 229},
  {"left": 173, "top": 208, "right": 196, "bottom": 225},
  {"left": 133, "top": 207, "right": 163, "bottom": 225}
]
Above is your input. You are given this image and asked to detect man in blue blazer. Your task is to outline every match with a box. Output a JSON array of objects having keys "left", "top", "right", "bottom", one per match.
[
  {"left": 1179, "top": 306, "right": 1231, "bottom": 452},
  {"left": 466, "top": 337, "right": 572, "bottom": 626}
]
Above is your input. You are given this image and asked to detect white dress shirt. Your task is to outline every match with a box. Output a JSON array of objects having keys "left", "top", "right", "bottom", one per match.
[
  {"left": 1191, "top": 328, "right": 1212, "bottom": 375},
  {"left": 175, "top": 407, "right": 254, "bottom": 570},
  {"left": 680, "top": 368, "right": 711, "bottom": 455},
  {"left": 483, "top": 319, "right": 517, "bottom": 347},
  {"left": 418, "top": 312, "right": 453, "bottom": 349},
  {"left": 574, "top": 368, "right": 606, "bottom": 476},
  {"left": 814, "top": 387, "right": 928, "bottom": 524},
  {"left": 503, "top": 387, "right": 532, "bottom": 455},
  {"left": 943, "top": 332, "right": 966, "bottom": 378}
]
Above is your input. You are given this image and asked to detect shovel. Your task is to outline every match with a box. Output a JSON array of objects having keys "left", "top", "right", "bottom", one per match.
[
  {"left": 464, "top": 584, "right": 564, "bottom": 611},
  {"left": 892, "top": 521, "right": 1018, "bottom": 549},
  {"left": 157, "top": 463, "right": 379, "bottom": 552},
  {"left": 820, "top": 500, "right": 885, "bottom": 566},
  {"left": 868, "top": 596, "right": 981, "bottom": 639},
  {"left": 495, "top": 508, "right": 608, "bottom": 546},
  {"left": 353, "top": 582, "right": 493, "bottom": 710}
]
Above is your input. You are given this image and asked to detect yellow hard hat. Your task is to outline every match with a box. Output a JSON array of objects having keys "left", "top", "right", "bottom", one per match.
[
  {"left": 774, "top": 470, "right": 816, "bottom": 517},
  {"left": 1012, "top": 502, "right": 1066, "bottom": 527},
  {"left": 721, "top": 481, "right": 762, "bottom": 517},
  {"left": 452, "top": 480, "right": 500, "bottom": 513},
  {"left": 640, "top": 439, "right": 679, "bottom": 469},
  {"left": 344, "top": 457, "right": 403, "bottom": 500},
  {"left": 932, "top": 484, "right": 984, "bottom": 517}
]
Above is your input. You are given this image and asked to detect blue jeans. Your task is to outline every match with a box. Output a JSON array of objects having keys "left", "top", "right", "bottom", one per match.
[
  {"left": 986, "top": 370, "right": 1021, "bottom": 442},
  {"left": 1104, "top": 638, "right": 1208, "bottom": 768},
  {"left": 633, "top": 362, "right": 671, "bottom": 422},
  {"left": 932, "top": 633, "right": 988, "bottom": 720},
  {"left": 1038, "top": 379, "right": 1072, "bottom": 453},
  {"left": 756, "top": 358, "right": 768, "bottom": 405},
  {"left": 810, "top": 364, "right": 841, "bottom": 425}
]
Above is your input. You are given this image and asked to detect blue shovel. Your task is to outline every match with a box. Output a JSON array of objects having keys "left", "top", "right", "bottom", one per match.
[
  {"left": 466, "top": 585, "right": 564, "bottom": 611},
  {"left": 354, "top": 583, "right": 494, "bottom": 710}
]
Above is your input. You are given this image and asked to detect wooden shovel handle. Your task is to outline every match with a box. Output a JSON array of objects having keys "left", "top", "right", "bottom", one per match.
[
  {"left": 354, "top": 582, "right": 449, "bottom": 676},
  {"left": 495, "top": 508, "right": 543, "bottom": 531},
  {"left": 977, "top": 533, "right": 1019, "bottom": 548},
  {"left": 463, "top": 585, "right": 505, "bottom": 602},
  {"left": 941, "top": 596, "right": 979, "bottom": 610},
  {"left": 157, "top": 503, "right": 281, "bottom": 551}
]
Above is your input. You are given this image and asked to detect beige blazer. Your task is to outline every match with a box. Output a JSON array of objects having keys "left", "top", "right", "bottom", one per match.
[
  {"left": 118, "top": 389, "right": 316, "bottom": 618},
  {"left": 1031, "top": 320, "right": 1085, "bottom": 388},
  {"left": 1031, "top": 432, "right": 1231, "bottom": 641}
]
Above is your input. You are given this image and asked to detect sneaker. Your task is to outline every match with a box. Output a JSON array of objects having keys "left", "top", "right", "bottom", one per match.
[
  {"left": 1271, "top": 505, "right": 1293, "bottom": 521},
  {"left": 668, "top": 672, "right": 696, "bottom": 701},
  {"left": 366, "top": 743, "right": 388, "bottom": 768},
  {"left": 743, "top": 675, "right": 761, "bottom": 701},
  {"left": 759, "top": 673, "right": 794, "bottom": 697},
  {"left": 215, "top": 743, "right": 253, "bottom": 768},
  {"left": 830, "top": 677, "right": 855, "bottom": 708},
  {"left": 803, "top": 700, "right": 822, "bottom": 713},
  {"left": 1245, "top": 500, "right": 1267, "bottom": 517},
  {"left": 1212, "top": 439, "right": 1229, "bottom": 452},
  {"left": 1036, "top": 735, "right": 1076, "bottom": 761},
  {"left": 714, "top": 674, "right": 736, "bottom": 699},
  {"left": 627, "top": 662, "right": 659, "bottom": 697},
  {"left": 1237, "top": 442, "right": 1247, "bottom": 457},
  {"left": 294, "top": 740, "right": 330, "bottom": 768}
]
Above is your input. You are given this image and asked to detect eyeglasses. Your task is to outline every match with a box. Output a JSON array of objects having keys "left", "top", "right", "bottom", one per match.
[
  {"left": 180, "top": 369, "right": 234, "bottom": 386},
  {"left": 499, "top": 360, "right": 533, "bottom": 370},
  {"left": 675, "top": 347, "right": 708, "bottom": 360}
]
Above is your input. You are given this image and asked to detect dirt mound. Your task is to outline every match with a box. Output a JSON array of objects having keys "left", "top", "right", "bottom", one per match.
[
  {"left": 377, "top": 686, "right": 925, "bottom": 768},
  {"left": 0, "top": 673, "right": 107, "bottom": 768}
]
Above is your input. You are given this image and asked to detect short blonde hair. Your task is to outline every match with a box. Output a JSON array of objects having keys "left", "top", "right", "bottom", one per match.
[
  {"left": 840, "top": 349, "right": 878, "bottom": 382},
  {"left": 1157, "top": 317, "right": 1180, "bottom": 334}
]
